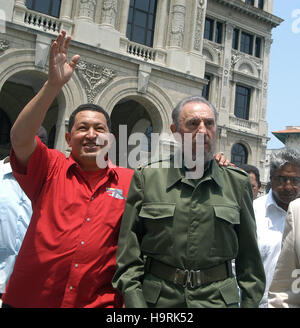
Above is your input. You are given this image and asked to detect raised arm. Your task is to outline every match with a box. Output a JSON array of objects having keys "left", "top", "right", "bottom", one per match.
[{"left": 10, "top": 30, "right": 80, "bottom": 167}]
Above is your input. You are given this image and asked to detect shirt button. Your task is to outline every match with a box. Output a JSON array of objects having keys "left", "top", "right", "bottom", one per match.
[
  {"left": 69, "top": 286, "right": 73, "bottom": 290},
  {"left": 74, "top": 264, "right": 79, "bottom": 268},
  {"left": 86, "top": 218, "right": 91, "bottom": 222},
  {"left": 91, "top": 196, "right": 95, "bottom": 201},
  {"left": 81, "top": 241, "right": 85, "bottom": 245}
]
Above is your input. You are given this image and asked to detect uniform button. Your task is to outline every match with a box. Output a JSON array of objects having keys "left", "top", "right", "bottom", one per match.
[
  {"left": 91, "top": 197, "right": 95, "bottom": 201},
  {"left": 81, "top": 241, "right": 85, "bottom": 245},
  {"left": 86, "top": 218, "right": 91, "bottom": 222},
  {"left": 69, "top": 286, "right": 73, "bottom": 290},
  {"left": 74, "top": 264, "right": 79, "bottom": 268}
]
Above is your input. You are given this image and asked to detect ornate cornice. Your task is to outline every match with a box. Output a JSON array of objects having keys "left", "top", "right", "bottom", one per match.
[{"left": 215, "top": 0, "right": 283, "bottom": 28}]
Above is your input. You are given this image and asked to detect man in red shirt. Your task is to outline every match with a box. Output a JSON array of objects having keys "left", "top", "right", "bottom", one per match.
[{"left": 2, "top": 31, "right": 133, "bottom": 308}]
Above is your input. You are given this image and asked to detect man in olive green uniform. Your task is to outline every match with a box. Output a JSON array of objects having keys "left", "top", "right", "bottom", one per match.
[{"left": 112, "top": 96, "right": 265, "bottom": 308}]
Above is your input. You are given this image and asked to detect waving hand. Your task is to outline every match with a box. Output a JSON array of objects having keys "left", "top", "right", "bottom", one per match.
[{"left": 48, "top": 30, "right": 80, "bottom": 88}]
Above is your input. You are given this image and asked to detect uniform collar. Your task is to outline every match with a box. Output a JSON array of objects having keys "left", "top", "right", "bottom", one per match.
[{"left": 166, "top": 157, "right": 222, "bottom": 189}]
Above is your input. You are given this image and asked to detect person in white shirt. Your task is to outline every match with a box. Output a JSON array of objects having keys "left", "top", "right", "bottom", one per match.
[
  {"left": 268, "top": 198, "right": 300, "bottom": 308},
  {"left": 253, "top": 148, "right": 300, "bottom": 307}
]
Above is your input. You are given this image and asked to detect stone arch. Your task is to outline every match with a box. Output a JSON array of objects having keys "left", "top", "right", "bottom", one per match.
[
  {"left": 202, "top": 44, "right": 220, "bottom": 64},
  {"left": 236, "top": 59, "right": 259, "bottom": 77},
  {"left": 0, "top": 49, "right": 85, "bottom": 152},
  {"left": 97, "top": 76, "right": 174, "bottom": 133}
]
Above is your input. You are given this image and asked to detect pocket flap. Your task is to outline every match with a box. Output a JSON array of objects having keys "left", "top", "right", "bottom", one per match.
[
  {"left": 219, "top": 279, "right": 240, "bottom": 305},
  {"left": 139, "top": 203, "right": 176, "bottom": 219},
  {"left": 142, "top": 279, "right": 162, "bottom": 304},
  {"left": 214, "top": 206, "right": 240, "bottom": 224}
]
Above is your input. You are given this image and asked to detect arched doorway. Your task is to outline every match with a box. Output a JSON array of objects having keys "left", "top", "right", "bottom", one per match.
[
  {"left": 110, "top": 97, "right": 162, "bottom": 168},
  {"left": 0, "top": 71, "right": 59, "bottom": 154},
  {"left": 231, "top": 143, "right": 248, "bottom": 166}
]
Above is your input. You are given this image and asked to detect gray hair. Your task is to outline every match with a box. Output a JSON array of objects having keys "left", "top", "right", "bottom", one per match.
[
  {"left": 172, "top": 95, "right": 218, "bottom": 130},
  {"left": 270, "top": 147, "right": 300, "bottom": 177}
]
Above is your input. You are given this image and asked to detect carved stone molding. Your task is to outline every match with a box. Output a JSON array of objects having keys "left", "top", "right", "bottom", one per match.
[
  {"left": 169, "top": 3, "right": 186, "bottom": 48},
  {"left": 194, "top": 0, "right": 205, "bottom": 51},
  {"left": 101, "top": 0, "right": 118, "bottom": 27},
  {"left": 76, "top": 60, "right": 116, "bottom": 103},
  {"left": 0, "top": 39, "right": 9, "bottom": 53},
  {"left": 79, "top": 0, "right": 97, "bottom": 20}
]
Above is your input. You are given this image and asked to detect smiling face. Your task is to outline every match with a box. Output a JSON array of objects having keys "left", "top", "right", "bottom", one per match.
[
  {"left": 65, "top": 110, "right": 110, "bottom": 171},
  {"left": 171, "top": 101, "right": 217, "bottom": 163}
]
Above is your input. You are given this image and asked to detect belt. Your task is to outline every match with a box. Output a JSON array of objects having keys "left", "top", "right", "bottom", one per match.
[{"left": 145, "top": 258, "right": 232, "bottom": 288}]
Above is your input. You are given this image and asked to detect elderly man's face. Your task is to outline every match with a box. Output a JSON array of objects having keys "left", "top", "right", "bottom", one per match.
[
  {"left": 171, "top": 101, "right": 217, "bottom": 163},
  {"left": 270, "top": 163, "right": 300, "bottom": 210}
]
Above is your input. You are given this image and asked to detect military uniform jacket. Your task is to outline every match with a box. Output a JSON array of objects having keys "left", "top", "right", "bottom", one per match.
[{"left": 113, "top": 158, "right": 265, "bottom": 308}]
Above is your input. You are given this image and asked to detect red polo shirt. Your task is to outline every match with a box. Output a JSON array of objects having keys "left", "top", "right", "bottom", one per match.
[{"left": 3, "top": 137, "right": 133, "bottom": 308}]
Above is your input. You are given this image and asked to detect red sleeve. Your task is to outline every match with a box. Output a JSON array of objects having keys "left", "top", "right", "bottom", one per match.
[{"left": 10, "top": 136, "right": 56, "bottom": 202}]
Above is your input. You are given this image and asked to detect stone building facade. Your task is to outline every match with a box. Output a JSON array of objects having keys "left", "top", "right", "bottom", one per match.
[{"left": 0, "top": 0, "right": 282, "bottom": 181}]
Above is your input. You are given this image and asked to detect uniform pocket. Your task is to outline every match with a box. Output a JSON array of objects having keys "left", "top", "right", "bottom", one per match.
[
  {"left": 142, "top": 278, "right": 162, "bottom": 304},
  {"left": 210, "top": 205, "right": 240, "bottom": 258},
  {"left": 219, "top": 278, "right": 240, "bottom": 307},
  {"left": 139, "top": 203, "right": 176, "bottom": 255},
  {"left": 139, "top": 203, "right": 176, "bottom": 220}
]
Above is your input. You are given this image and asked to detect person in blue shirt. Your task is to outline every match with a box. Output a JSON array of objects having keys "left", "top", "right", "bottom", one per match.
[
  {"left": 0, "top": 127, "right": 47, "bottom": 302},
  {"left": 0, "top": 156, "right": 32, "bottom": 299}
]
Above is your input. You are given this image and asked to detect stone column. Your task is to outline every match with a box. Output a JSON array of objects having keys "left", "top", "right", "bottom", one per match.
[
  {"left": 60, "top": 0, "right": 73, "bottom": 20},
  {"left": 153, "top": 0, "right": 168, "bottom": 49},
  {"left": 119, "top": 0, "right": 130, "bottom": 35},
  {"left": 60, "top": 0, "right": 73, "bottom": 34}
]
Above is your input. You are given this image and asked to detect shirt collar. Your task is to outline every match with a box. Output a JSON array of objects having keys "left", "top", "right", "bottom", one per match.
[
  {"left": 266, "top": 189, "right": 286, "bottom": 214},
  {"left": 66, "top": 154, "right": 119, "bottom": 181},
  {"left": 0, "top": 157, "right": 13, "bottom": 176}
]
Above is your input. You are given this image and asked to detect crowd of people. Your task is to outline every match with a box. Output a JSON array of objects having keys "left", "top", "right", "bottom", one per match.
[{"left": 1, "top": 31, "right": 299, "bottom": 308}]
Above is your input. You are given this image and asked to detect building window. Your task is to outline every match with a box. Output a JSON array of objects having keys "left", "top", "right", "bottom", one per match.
[
  {"left": 258, "top": 0, "right": 264, "bottom": 9},
  {"left": 0, "top": 109, "right": 11, "bottom": 145},
  {"left": 215, "top": 22, "right": 223, "bottom": 44},
  {"left": 25, "top": 0, "right": 61, "bottom": 18},
  {"left": 202, "top": 75, "right": 211, "bottom": 100},
  {"left": 234, "top": 85, "right": 251, "bottom": 120},
  {"left": 255, "top": 37, "right": 261, "bottom": 58},
  {"left": 204, "top": 17, "right": 223, "bottom": 44},
  {"left": 232, "top": 28, "right": 239, "bottom": 50},
  {"left": 126, "top": 0, "right": 157, "bottom": 47},
  {"left": 240, "top": 32, "right": 253, "bottom": 55},
  {"left": 204, "top": 18, "right": 214, "bottom": 41},
  {"left": 245, "top": 0, "right": 254, "bottom": 5},
  {"left": 231, "top": 143, "right": 248, "bottom": 166}
]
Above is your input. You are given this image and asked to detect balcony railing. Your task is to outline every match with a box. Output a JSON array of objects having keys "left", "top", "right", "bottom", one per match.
[
  {"left": 126, "top": 41, "right": 157, "bottom": 61},
  {"left": 23, "top": 9, "right": 61, "bottom": 33},
  {"left": 229, "top": 115, "right": 259, "bottom": 131}
]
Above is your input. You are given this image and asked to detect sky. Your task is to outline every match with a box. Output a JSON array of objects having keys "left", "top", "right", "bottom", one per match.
[{"left": 267, "top": 0, "right": 300, "bottom": 149}]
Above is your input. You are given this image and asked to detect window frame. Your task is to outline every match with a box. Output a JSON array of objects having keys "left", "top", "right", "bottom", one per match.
[
  {"left": 25, "top": 0, "right": 61, "bottom": 18},
  {"left": 234, "top": 85, "right": 251, "bottom": 120},
  {"left": 231, "top": 143, "right": 248, "bottom": 166},
  {"left": 126, "top": 0, "right": 158, "bottom": 47}
]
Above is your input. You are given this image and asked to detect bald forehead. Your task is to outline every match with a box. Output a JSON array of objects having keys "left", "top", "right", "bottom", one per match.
[{"left": 180, "top": 101, "right": 215, "bottom": 120}]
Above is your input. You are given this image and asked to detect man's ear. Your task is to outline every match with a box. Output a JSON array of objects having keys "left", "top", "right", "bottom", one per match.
[
  {"left": 65, "top": 132, "right": 71, "bottom": 147},
  {"left": 170, "top": 124, "right": 177, "bottom": 133}
]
